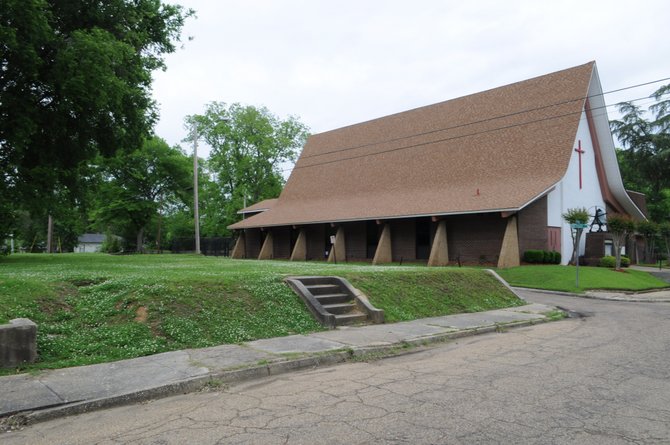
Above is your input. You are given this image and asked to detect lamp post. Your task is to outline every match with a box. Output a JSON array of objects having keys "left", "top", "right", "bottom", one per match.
[{"left": 192, "top": 124, "right": 201, "bottom": 255}]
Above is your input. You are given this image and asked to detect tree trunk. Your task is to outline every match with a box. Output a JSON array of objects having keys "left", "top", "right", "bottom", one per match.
[
  {"left": 156, "top": 207, "right": 162, "bottom": 254},
  {"left": 646, "top": 238, "right": 655, "bottom": 263},
  {"left": 46, "top": 214, "right": 53, "bottom": 253},
  {"left": 157, "top": 218, "right": 162, "bottom": 253},
  {"left": 136, "top": 227, "right": 144, "bottom": 253},
  {"left": 613, "top": 235, "right": 624, "bottom": 270},
  {"left": 570, "top": 236, "right": 577, "bottom": 266}
]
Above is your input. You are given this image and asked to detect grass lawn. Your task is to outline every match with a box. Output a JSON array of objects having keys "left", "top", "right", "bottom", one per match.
[
  {"left": 497, "top": 265, "right": 669, "bottom": 293},
  {"left": 0, "top": 254, "right": 523, "bottom": 374}
]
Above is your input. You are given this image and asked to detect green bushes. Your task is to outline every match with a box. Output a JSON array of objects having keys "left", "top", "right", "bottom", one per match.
[
  {"left": 523, "top": 250, "right": 543, "bottom": 263},
  {"left": 101, "top": 232, "right": 122, "bottom": 253},
  {"left": 599, "top": 255, "right": 630, "bottom": 268},
  {"left": 523, "top": 250, "right": 561, "bottom": 264}
]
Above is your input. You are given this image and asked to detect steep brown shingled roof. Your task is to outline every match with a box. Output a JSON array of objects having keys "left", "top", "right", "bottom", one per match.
[
  {"left": 237, "top": 198, "right": 278, "bottom": 214},
  {"left": 230, "top": 62, "right": 595, "bottom": 229}
]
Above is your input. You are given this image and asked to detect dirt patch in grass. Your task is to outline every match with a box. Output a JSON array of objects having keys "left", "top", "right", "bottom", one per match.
[
  {"left": 134, "top": 306, "right": 148, "bottom": 323},
  {"left": 69, "top": 278, "right": 108, "bottom": 287},
  {"left": 37, "top": 283, "right": 77, "bottom": 316}
]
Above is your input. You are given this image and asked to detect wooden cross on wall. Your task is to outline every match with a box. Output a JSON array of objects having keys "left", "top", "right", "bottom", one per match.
[{"left": 574, "top": 140, "right": 585, "bottom": 189}]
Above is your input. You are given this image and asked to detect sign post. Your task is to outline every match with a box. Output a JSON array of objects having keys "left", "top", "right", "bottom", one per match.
[{"left": 571, "top": 223, "right": 588, "bottom": 288}]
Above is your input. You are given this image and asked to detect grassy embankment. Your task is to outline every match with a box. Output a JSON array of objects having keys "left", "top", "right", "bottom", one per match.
[
  {"left": 497, "top": 265, "right": 669, "bottom": 293},
  {"left": 0, "top": 254, "right": 522, "bottom": 373}
]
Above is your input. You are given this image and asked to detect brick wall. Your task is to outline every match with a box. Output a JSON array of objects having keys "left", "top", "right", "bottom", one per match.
[
  {"left": 518, "top": 196, "right": 548, "bottom": 255},
  {"left": 390, "top": 219, "right": 416, "bottom": 261},
  {"left": 343, "top": 221, "right": 366, "bottom": 261},
  {"left": 305, "top": 224, "right": 326, "bottom": 260},
  {"left": 447, "top": 213, "right": 507, "bottom": 264},
  {"left": 585, "top": 232, "right": 610, "bottom": 258},
  {"left": 272, "top": 226, "right": 292, "bottom": 259},
  {"left": 244, "top": 229, "right": 261, "bottom": 259},
  {"left": 259, "top": 211, "right": 547, "bottom": 265}
]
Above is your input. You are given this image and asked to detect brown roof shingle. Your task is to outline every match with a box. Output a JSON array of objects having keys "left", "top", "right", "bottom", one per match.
[
  {"left": 237, "top": 198, "right": 278, "bottom": 214},
  {"left": 230, "top": 62, "right": 595, "bottom": 229}
]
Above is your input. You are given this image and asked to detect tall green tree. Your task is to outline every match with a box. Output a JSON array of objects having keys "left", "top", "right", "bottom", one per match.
[
  {"left": 0, "top": 0, "right": 192, "bottom": 242},
  {"left": 607, "top": 214, "right": 636, "bottom": 270},
  {"left": 91, "top": 137, "right": 192, "bottom": 252},
  {"left": 660, "top": 222, "right": 670, "bottom": 262},
  {"left": 197, "top": 159, "right": 229, "bottom": 237},
  {"left": 187, "top": 103, "right": 309, "bottom": 232},
  {"left": 611, "top": 84, "right": 670, "bottom": 221},
  {"left": 636, "top": 220, "right": 659, "bottom": 263}
]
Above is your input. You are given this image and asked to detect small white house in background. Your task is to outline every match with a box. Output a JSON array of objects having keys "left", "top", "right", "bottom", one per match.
[{"left": 75, "top": 233, "right": 106, "bottom": 253}]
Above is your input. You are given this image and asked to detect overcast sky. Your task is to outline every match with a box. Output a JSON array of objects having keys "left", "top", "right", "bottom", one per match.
[{"left": 152, "top": 0, "right": 670, "bottom": 162}]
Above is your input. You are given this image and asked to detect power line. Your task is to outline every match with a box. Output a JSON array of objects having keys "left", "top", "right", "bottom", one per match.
[
  {"left": 285, "top": 93, "right": 656, "bottom": 172},
  {"left": 297, "top": 76, "right": 670, "bottom": 162}
]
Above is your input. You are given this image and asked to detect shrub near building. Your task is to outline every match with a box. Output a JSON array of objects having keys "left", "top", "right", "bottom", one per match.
[
  {"left": 599, "top": 256, "right": 630, "bottom": 268},
  {"left": 523, "top": 250, "right": 561, "bottom": 264}
]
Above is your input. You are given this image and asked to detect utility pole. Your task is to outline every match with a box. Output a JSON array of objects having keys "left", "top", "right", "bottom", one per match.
[{"left": 192, "top": 125, "right": 201, "bottom": 255}]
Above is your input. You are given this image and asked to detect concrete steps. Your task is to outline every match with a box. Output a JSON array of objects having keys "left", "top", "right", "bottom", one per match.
[
  {"left": 285, "top": 276, "right": 385, "bottom": 328},
  {"left": 322, "top": 302, "right": 357, "bottom": 314}
]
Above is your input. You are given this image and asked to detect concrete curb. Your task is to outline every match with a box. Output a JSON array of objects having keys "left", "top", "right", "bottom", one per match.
[
  {"left": 580, "top": 294, "right": 670, "bottom": 303},
  {"left": 4, "top": 316, "right": 555, "bottom": 428},
  {"left": 513, "top": 287, "right": 670, "bottom": 303}
]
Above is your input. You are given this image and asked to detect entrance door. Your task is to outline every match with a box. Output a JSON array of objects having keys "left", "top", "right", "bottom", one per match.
[{"left": 547, "top": 227, "right": 561, "bottom": 252}]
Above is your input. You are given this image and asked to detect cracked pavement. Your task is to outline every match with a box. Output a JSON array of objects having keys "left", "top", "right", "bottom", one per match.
[{"left": 3, "top": 291, "right": 670, "bottom": 444}]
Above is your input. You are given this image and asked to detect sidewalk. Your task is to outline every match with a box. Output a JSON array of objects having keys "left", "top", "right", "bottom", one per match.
[
  {"left": 1, "top": 303, "right": 556, "bottom": 425},
  {"left": 584, "top": 289, "right": 670, "bottom": 302},
  {"left": 511, "top": 285, "right": 670, "bottom": 302}
]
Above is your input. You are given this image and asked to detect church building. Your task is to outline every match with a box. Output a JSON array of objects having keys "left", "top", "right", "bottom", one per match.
[{"left": 229, "top": 62, "right": 646, "bottom": 267}]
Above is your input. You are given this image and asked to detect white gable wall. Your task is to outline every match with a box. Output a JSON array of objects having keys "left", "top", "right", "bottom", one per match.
[{"left": 546, "top": 109, "right": 605, "bottom": 264}]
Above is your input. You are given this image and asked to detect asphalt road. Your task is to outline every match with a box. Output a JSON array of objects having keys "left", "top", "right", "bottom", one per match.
[{"left": 3, "top": 291, "right": 670, "bottom": 444}]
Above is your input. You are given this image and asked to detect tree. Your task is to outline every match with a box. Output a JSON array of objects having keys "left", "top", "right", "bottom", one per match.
[
  {"left": 636, "top": 220, "right": 659, "bottom": 263},
  {"left": 607, "top": 214, "right": 636, "bottom": 270},
  {"left": 0, "top": 0, "right": 192, "bottom": 242},
  {"left": 91, "top": 137, "right": 192, "bottom": 252},
  {"left": 611, "top": 84, "right": 670, "bottom": 221},
  {"left": 12, "top": 181, "right": 91, "bottom": 252},
  {"left": 186, "top": 103, "right": 309, "bottom": 232},
  {"left": 562, "top": 207, "right": 589, "bottom": 265},
  {"left": 0, "top": 181, "right": 14, "bottom": 248},
  {"left": 660, "top": 222, "right": 670, "bottom": 264},
  {"left": 197, "top": 160, "right": 229, "bottom": 237}
]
